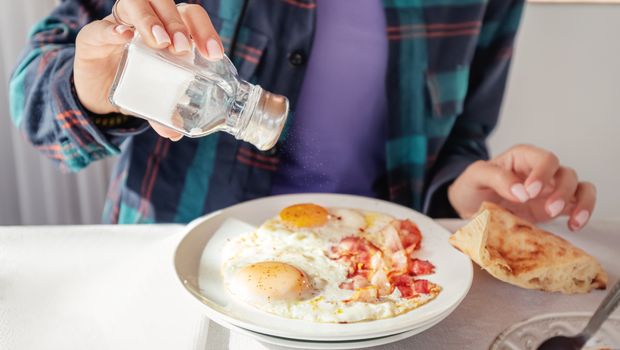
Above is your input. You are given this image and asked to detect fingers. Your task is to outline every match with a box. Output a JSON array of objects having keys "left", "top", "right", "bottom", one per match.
[
  {"left": 489, "top": 145, "right": 597, "bottom": 229},
  {"left": 77, "top": 18, "right": 134, "bottom": 47},
  {"left": 117, "top": 0, "right": 171, "bottom": 48},
  {"left": 463, "top": 161, "right": 527, "bottom": 203},
  {"left": 568, "top": 182, "right": 596, "bottom": 231},
  {"left": 510, "top": 144, "right": 560, "bottom": 199},
  {"left": 544, "top": 167, "right": 579, "bottom": 218},
  {"left": 114, "top": 1, "right": 222, "bottom": 59},
  {"left": 76, "top": 18, "right": 134, "bottom": 60},
  {"left": 149, "top": 122, "right": 183, "bottom": 141},
  {"left": 149, "top": 0, "right": 191, "bottom": 53},
  {"left": 177, "top": 4, "right": 224, "bottom": 60}
]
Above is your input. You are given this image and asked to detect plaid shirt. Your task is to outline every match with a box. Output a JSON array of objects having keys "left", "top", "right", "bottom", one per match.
[{"left": 9, "top": 0, "right": 524, "bottom": 223}]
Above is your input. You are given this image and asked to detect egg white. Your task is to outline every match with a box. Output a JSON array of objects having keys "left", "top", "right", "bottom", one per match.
[{"left": 221, "top": 207, "right": 438, "bottom": 323}]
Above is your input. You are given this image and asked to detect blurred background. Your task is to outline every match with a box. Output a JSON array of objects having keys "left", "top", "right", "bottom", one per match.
[{"left": 0, "top": 1, "right": 618, "bottom": 225}]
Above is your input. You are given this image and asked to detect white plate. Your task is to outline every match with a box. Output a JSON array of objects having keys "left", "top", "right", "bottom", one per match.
[
  {"left": 223, "top": 312, "right": 442, "bottom": 350},
  {"left": 174, "top": 194, "right": 473, "bottom": 341},
  {"left": 220, "top": 296, "right": 461, "bottom": 350}
]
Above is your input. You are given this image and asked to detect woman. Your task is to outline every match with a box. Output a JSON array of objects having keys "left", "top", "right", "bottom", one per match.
[{"left": 9, "top": 0, "right": 594, "bottom": 229}]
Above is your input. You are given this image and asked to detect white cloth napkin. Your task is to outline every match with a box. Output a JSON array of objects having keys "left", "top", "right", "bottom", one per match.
[
  {"left": 72, "top": 235, "right": 204, "bottom": 349},
  {"left": 0, "top": 226, "right": 209, "bottom": 350}
]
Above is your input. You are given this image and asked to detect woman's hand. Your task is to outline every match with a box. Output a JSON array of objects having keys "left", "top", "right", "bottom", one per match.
[
  {"left": 448, "top": 144, "right": 596, "bottom": 231},
  {"left": 73, "top": 1, "right": 224, "bottom": 140}
]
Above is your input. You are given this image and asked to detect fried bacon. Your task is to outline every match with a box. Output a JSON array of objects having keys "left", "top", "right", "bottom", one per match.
[
  {"left": 390, "top": 249, "right": 408, "bottom": 273},
  {"left": 346, "top": 286, "right": 379, "bottom": 303},
  {"left": 390, "top": 274, "right": 416, "bottom": 298},
  {"left": 399, "top": 219, "right": 422, "bottom": 252},
  {"left": 339, "top": 275, "right": 369, "bottom": 290},
  {"left": 389, "top": 274, "right": 432, "bottom": 298},
  {"left": 331, "top": 219, "right": 434, "bottom": 300},
  {"left": 414, "top": 279, "right": 431, "bottom": 294},
  {"left": 330, "top": 236, "right": 381, "bottom": 279},
  {"left": 382, "top": 223, "right": 404, "bottom": 253},
  {"left": 368, "top": 255, "right": 392, "bottom": 295},
  {"left": 409, "top": 259, "right": 435, "bottom": 276}
]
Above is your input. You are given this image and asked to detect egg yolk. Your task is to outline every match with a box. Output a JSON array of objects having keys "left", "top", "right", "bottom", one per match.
[
  {"left": 279, "top": 203, "right": 329, "bottom": 228},
  {"left": 234, "top": 262, "right": 312, "bottom": 303}
]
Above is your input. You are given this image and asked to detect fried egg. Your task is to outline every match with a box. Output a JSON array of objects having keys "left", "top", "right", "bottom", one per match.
[
  {"left": 221, "top": 203, "right": 441, "bottom": 323},
  {"left": 229, "top": 262, "right": 314, "bottom": 304},
  {"left": 264, "top": 204, "right": 369, "bottom": 243}
]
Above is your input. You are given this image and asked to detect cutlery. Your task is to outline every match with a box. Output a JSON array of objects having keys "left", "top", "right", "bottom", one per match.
[{"left": 537, "top": 280, "right": 620, "bottom": 350}]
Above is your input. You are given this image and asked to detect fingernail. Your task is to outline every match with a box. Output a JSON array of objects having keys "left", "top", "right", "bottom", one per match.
[
  {"left": 151, "top": 25, "right": 171, "bottom": 46},
  {"left": 115, "top": 25, "right": 132, "bottom": 34},
  {"left": 173, "top": 32, "right": 191, "bottom": 53},
  {"left": 547, "top": 199, "right": 565, "bottom": 218},
  {"left": 510, "top": 184, "right": 529, "bottom": 203},
  {"left": 526, "top": 181, "right": 542, "bottom": 199},
  {"left": 206, "top": 38, "right": 224, "bottom": 61},
  {"left": 574, "top": 210, "right": 590, "bottom": 229}
]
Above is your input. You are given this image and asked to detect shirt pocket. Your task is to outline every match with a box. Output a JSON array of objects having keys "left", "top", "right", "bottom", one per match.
[
  {"left": 210, "top": 16, "right": 269, "bottom": 82},
  {"left": 425, "top": 66, "right": 470, "bottom": 119}
]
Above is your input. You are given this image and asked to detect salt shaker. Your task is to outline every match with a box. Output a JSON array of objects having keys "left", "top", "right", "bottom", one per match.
[{"left": 109, "top": 35, "right": 289, "bottom": 150}]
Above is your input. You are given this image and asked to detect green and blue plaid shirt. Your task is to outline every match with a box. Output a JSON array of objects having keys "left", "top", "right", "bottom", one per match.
[{"left": 9, "top": 0, "right": 524, "bottom": 223}]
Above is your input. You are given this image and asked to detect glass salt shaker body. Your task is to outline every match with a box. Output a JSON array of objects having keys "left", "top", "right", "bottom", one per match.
[{"left": 109, "top": 36, "right": 289, "bottom": 150}]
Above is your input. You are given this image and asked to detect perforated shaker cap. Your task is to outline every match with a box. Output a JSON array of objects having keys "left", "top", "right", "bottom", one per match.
[{"left": 242, "top": 90, "right": 289, "bottom": 151}]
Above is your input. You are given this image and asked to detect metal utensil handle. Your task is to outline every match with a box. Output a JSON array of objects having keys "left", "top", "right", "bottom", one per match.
[{"left": 582, "top": 280, "right": 620, "bottom": 339}]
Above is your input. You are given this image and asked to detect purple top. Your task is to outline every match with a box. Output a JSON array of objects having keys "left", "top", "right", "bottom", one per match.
[{"left": 271, "top": 0, "right": 388, "bottom": 196}]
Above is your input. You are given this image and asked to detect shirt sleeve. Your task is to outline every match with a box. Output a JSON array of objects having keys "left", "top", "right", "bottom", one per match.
[
  {"left": 423, "top": 0, "right": 525, "bottom": 218},
  {"left": 8, "top": 0, "right": 147, "bottom": 173}
]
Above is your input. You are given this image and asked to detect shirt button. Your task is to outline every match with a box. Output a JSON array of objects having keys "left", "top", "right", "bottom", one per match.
[{"left": 288, "top": 51, "right": 306, "bottom": 67}]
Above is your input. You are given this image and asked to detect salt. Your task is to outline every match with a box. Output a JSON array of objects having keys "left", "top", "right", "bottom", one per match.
[
  {"left": 109, "top": 37, "right": 290, "bottom": 150},
  {"left": 111, "top": 42, "right": 194, "bottom": 126}
]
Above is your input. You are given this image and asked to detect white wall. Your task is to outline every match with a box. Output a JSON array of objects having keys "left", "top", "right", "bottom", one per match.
[
  {"left": 0, "top": 0, "right": 114, "bottom": 225},
  {"left": 490, "top": 3, "right": 620, "bottom": 219}
]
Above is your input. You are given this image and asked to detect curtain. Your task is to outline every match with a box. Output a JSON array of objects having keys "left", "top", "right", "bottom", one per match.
[{"left": 0, "top": 0, "right": 115, "bottom": 225}]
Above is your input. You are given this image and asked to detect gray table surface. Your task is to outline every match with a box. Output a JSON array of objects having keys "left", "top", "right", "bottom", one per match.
[{"left": 1, "top": 219, "right": 618, "bottom": 350}]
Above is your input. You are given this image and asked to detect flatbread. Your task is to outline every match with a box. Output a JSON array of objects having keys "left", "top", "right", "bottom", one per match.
[{"left": 449, "top": 202, "right": 607, "bottom": 294}]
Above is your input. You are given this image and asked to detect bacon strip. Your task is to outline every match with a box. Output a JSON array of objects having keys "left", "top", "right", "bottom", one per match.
[
  {"left": 331, "top": 219, "right": 434, "bottom": 300},
  {"left": 399, "top": 219, "right": 422, "bottom": 252},
  {"left": 414, "top": 279, "right": 431, "bottom": 294},
  {"left": 339, "top": 275, "right": 369, "bottom": 290},
  {"left": 390, "top": 274, "right": 417, "bottom": 298},
  {"left": 383, "top": 223, "right": 404, "bottom": 253},
  {"left": 330, "top": 236, "right": 380, "bottom": 278},
  {"left": 409, "top": 259, "right": 435, "bottom": 276}
]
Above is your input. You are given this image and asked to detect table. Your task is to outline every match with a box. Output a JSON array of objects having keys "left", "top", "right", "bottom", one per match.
[{"left": 1, "top": 220, "right": 618, "bottom": 350}]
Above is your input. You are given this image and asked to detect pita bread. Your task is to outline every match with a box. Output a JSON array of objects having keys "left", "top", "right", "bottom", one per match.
[{"left": 449, "top": 202, "right": 607, "bottom": 294}]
